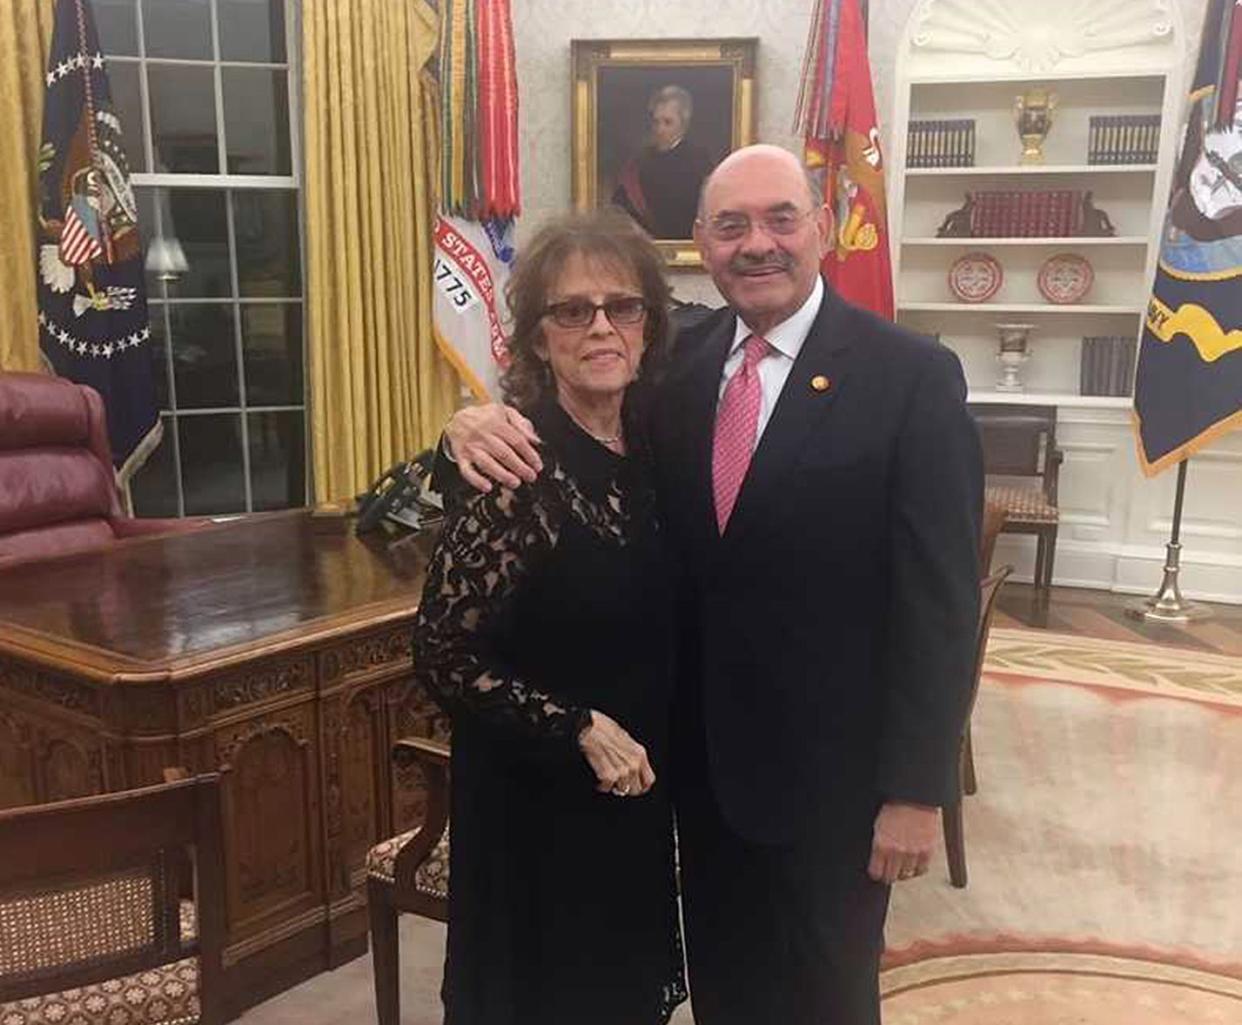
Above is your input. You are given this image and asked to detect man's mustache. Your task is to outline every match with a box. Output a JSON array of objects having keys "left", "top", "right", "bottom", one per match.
[{"left": 729, "top": 252, "right": 793, "bottom": 274}]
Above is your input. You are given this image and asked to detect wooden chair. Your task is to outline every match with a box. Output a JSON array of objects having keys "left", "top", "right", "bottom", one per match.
[
  {"left": 366, "top": 737, "right": 451, "bottom": 1025},
  {"left": 970, "top": 404, "right": 1063, "bottom": 597},
  {"left": 979, "top": 498, "right": 1008, "bottom": 578},
  {"left": 942, "top": 565, "right": 1012, "bottom": 888},
  {"left": 0, "top": 773, "right": 226, "bottom": 1025}
]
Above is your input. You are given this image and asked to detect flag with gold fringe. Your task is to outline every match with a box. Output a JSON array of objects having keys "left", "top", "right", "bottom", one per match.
[
  {"left": 36, "top": 0, "right": 161, "bottom": 482},
  {"left": 794, "top": 0, "right": 893, "bottom": 319},
  {"left": 1132, "top": 0, "right": 1242, "bottom": 475},
  {"left": 430, "top": 0, "right": 520, "bottom": 399}
]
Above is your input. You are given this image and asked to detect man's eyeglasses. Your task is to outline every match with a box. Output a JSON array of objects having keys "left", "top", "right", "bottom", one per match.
[
  {"left": 699, "top": 208, "right": 815, "bottom": 242},
  {"left": 543, "top": 296, "right": 648, "bottom": 329}
]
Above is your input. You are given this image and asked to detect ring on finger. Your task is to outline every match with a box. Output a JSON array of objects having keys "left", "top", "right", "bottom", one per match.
[{"left": 612, "top": 784, "right": 631, "bottom": 797}]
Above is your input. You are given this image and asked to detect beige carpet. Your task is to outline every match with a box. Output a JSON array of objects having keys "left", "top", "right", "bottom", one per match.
[{"left": 241, "top": 628, "right": 1242, "bottom": 1024}]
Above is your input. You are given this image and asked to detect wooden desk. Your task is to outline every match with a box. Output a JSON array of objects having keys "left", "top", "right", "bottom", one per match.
[{"left": 0, "top": 512, "right": 447, "bottom": 1017}]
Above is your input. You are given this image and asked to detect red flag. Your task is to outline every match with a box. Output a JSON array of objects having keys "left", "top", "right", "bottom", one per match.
[{"left": 797, "top": 0, "right": 893, "bottom": 319}]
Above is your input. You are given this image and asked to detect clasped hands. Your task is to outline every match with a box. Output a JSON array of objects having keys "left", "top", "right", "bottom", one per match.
[{"left": 578, "top": 709, "right": 655, "bottom": 799}]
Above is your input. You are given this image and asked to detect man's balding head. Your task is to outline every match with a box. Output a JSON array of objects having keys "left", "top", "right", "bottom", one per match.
[{"left": 693, "top": 145, "right": 832, "bottom": 335}]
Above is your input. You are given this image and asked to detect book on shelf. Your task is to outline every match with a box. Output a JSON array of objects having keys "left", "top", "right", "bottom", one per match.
[
  {"left": 1080, "top": 335, "right": 1137, "bottom": 396},
  {"left": 964, "top": 189, "right": 1086, "bottom": 237},
  {"left": 906, "top": 118, "right": 975, "bottom": 168},
  {"left": 1087, "top": 113, "right": 1160, "bottom": 165}
]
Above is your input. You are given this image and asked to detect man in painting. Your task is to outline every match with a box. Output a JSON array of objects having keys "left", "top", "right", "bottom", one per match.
[{"left": 611, "top": 84, "right": 714, "bottom": 239}]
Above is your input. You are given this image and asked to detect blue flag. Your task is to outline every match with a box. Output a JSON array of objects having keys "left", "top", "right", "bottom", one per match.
[
  {"left": 1133, "top": 0, "right": 1242, "bottom": 475},
  {"left": 37, "top": 0, "right": 161, "bottom": 481}
]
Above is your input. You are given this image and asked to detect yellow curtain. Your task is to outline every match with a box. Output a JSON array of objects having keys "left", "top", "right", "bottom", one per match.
[
  {"left": 0, "top": 1, "right": 54, "bottom": 371},
  {"left": 302, "top": 0, "right": 461, "bottom": 503}
]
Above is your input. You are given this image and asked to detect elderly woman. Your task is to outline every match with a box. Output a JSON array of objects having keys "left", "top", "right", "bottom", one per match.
[{"left": 411, "top": 211, "right": 687, "bottom": 1025}]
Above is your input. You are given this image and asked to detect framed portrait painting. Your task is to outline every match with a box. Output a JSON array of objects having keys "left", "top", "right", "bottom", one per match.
[{"left": 571, "top": 38, "right": 758, "bottom": 268}]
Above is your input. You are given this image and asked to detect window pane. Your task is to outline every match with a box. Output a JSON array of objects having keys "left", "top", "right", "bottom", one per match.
[
  {"left": 142, "top": 0, "right": 212, "bottom": 60},
  {"left": 95, "top": 0, "right": 139, "bottom": 57},
  {"left": 155, "top": 189, "right": 231, "bottom": 298},
  {"left": 179, "top": 414, "right": 246, "bottom": 515},
  {"left": 149, "top": 65, "right": 218, "bottom": 174},
  {"left": 243, "top": 304, "right": 302, "bottom": 405},
  {"left": 248, "top": 411, "right": 305, "bottom": 511},
  {"left": 223, "top": 68, "right": 291, "bottom": 175},
  {"left": 148, "top": 305, "right": 170, "bottom": 410},
  {"left": 168, "top": 304, "right": 239, "bottom": 409},
  {"left": 233, "top": 191, "right": 300, "bottom": 297},
  {"left": 130, "top": 416, "right": 180, "bottom": 517},
  {"left": 105, "top": 60, "right": 146, "bottom": 174},
  {"left": 219, "top": 0, "right": 287, "bottom": 63}
]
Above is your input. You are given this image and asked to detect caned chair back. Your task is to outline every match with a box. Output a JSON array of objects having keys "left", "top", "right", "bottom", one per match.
[{"left": 0, "top": 774, "right": 226, "bottom": 1024}]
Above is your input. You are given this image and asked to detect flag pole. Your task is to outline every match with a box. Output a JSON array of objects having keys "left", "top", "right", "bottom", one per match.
[{"left": 1127, "top": 458, "right": 1211, "bottom": 623}]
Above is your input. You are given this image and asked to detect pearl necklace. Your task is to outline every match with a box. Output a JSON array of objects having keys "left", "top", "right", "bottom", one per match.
[{"left": 563, "top": 406, "right": 623, "bottom": 448}]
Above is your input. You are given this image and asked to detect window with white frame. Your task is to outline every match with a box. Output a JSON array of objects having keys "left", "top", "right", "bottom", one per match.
[{"left": 94, "top": 0, "right": 306, "bottom": 516}]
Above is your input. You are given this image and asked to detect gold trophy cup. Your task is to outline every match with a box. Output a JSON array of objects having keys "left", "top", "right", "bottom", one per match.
[{"left": 1014, "top": 88, "right": 1057, "bottom": 165}]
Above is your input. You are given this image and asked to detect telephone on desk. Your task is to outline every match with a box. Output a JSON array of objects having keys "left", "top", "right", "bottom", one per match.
[{"left": 355, "top": 450, "right": 443, "bottom": 535}]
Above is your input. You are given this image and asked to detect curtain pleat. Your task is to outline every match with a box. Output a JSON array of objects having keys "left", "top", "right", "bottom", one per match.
[
  {"left": 303, "top": 0, "right": 459, "bottom": 503},
  {"left": 0, "top": 1, "right": 55, "bottom": 372}
]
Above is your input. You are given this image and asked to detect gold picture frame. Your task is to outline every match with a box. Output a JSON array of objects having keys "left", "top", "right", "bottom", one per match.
[{"left": 571, "top": 38, "right": 758, "bottom": 269}]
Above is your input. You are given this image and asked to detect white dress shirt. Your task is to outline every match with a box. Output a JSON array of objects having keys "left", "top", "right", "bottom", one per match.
[{"left": 717, "top": 276, "right": 824, "bottom": 447}]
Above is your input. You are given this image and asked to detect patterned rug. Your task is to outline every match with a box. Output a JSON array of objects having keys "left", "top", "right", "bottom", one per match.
[
  {"left": 880, "top": 627, "right": 1242, "bottom": 1023},
  {"left": 239, "top": 627, "right": 1242, "bottom": 1025}
]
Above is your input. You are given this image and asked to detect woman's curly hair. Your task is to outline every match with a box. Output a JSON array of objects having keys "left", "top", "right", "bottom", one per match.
[{"left": 501, "top": 209, "right": 672, "bottom": 412}]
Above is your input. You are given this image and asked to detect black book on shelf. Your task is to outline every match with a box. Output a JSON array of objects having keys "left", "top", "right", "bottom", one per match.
[{"left": 1080, "top": 337, "right": 1095, "bottom": 395}]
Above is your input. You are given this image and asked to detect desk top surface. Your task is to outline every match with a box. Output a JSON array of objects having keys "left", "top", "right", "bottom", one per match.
[{"left": 0, "top": 512, "right": 433, "bottom": 675}]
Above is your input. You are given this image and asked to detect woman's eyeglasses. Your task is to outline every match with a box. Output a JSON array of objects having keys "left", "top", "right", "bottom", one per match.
[
  {"left": 699, "top": 208, "right": 814, "bottom": 242},
  {"left": 543, "top": 296, "right": 648, "bottom": 329}
]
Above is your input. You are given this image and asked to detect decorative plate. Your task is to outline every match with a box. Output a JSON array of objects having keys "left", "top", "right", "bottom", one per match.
[
  {"left": 948, "top": 252, "right": 1003, "bottom": 303},
  {"left": 1038, "top": 253, "right": 1094, "bottom": 304}
]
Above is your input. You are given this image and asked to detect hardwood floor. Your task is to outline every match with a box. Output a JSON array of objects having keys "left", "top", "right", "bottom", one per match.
[{"left": 995, "top": 583, "right": 1242, "bottom": 657}]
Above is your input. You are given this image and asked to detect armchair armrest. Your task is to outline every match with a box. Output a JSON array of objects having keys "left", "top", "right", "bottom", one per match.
[{"left": 391, "top": 737, "right": 450, "bottom": 891}]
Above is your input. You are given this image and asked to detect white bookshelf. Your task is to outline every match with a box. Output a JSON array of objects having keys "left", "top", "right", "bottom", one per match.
[
  {"left": 903, "top": 237, "right": 1149, "bottom": 247},
  {"left": 880, "top": 0, "right": 1242, "bottom": 604},
  {"left": 888, "top": 5, "right": 1184, "bottom": 408},
  {"left": 905, "top": 165, "right": 1157, "bottom": 177}
]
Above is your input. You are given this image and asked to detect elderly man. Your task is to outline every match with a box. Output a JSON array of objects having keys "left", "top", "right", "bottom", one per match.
[
  {"left": 443, "top": 144, "right": 982, "bottom": 1024},
  {"left": 611, "top": 84, "right": 714, "bottom": 239}
]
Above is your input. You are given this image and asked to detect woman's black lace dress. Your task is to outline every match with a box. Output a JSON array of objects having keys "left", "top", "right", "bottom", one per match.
[{"left": 412, "top": 397, "right": 687, "bottom": 1025}]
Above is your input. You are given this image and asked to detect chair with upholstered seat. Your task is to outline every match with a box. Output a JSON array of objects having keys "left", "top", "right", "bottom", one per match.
[
  {"left": 0, "top": 773, "right": 226, "bottom": 1025},
  {"left": 970, "top": 404, "right": 1062, "bottom": 598},
  {"left": 0, "top": 372, "right": 203, "bottom": 566},
  {"left": 367, "top": 736, "right": 451, "bottom": 1025}
]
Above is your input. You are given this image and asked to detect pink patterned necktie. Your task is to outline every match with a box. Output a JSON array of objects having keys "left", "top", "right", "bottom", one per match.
[{"left": 712, "top": 334, "right": 771, "bottom": 533}]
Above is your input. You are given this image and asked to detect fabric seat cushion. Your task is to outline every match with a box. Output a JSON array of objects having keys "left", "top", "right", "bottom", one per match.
[
  {"left": 366, "top": 825, "right": 450, "bottom": 901},
  {"left": 985, "top": 482, "right": 1058, "bottom": 524},
  {"left": 0, "top": 903, "right": 199, "bottom": 1025}
]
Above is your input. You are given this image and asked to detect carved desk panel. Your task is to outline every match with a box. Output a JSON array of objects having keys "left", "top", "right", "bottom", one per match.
[{"left": 0, "top": 513, "right": 446, "bottom": 1017}]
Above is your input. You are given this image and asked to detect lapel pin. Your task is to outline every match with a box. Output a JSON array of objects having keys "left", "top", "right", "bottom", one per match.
[{"left": 810, "top": 374, "right": 831, "bottom": 393}]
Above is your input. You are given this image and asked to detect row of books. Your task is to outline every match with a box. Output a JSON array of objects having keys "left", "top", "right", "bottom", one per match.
[
  {"left": 970, "top": 190, "right": 1084, "bottom": 238},
  {"left": 907, "top": 119, "right": 976, "bottom": 168},
  {"left": 1080, "top": 335, "right": 1137, "bottom": 397},
  {"left": 1087, "top": 115, "right": 1160, "bottom": 165}
]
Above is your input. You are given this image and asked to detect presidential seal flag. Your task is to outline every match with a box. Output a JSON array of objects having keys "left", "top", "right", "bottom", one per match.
[
  {"left": 1133, "top": 0, "right": 1242, "bottom": 475},
  {"left": 37, "top": 0, "right": 160, "bottom": 482}
]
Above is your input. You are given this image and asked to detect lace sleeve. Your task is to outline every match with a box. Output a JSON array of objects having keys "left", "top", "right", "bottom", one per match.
[{"left": 411, "top": 475, "right": 592, "bottom": 747}]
